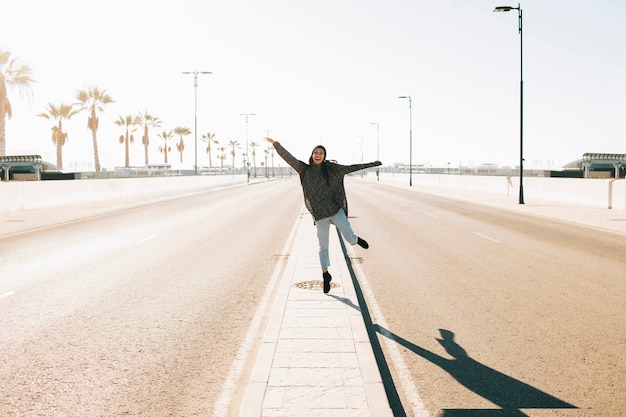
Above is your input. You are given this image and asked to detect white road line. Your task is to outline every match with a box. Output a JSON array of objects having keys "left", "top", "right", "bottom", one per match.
[
  {"left": 211, "top": 212, "right": 300, "bottom": 417},
  {"left": 474, "top": 232, "right": 500, "bottom": 243},
  {"left": 347, "top": 245, "right": 431, "bottom": 417},
  {"left": 423, "top": 211, "right": 438, "bottom": 218},
  {"left": 0, "top": 290, "right": 16, "bottom": 300},
  {"left": 135, "top": 234, "right": 159, "bottom": 244}
]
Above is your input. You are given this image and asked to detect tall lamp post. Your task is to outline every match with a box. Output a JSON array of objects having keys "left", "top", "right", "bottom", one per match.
[
  {"left": 398, "top": 96, "right": 413, "bottom": 187},
  {"left": 494, "top": 3, "right": 524, "bottom": 204},
  {"left": 370, "top": 122, "right": 380, "bottom": 181},
  {"left": 182, "top": 70, "right": 212, "bottom": 175},
  {"left": 356, "top": 135, "right": 364, "bottom": 178},
  {"left": 239, "top": 113, "right": 256, "bottom": 182}
]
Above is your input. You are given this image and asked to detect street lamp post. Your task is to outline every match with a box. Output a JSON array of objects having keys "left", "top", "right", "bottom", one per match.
[
  {"left": 239, "top": 113, "right": 256, "bottom": 182},
  {"left": 370, "top": 122, "right": 380, "bottom": 181},
  {"left": 398, "top": 96, "right": 413, "bottom": 187},
  {"left": 494, "top": 3, "right": 524, "bottom": 204},
  {"left": 182, "top": 70, "right": 212, "bottom": 175},
  {"left": 264, "top": 129, "right": 275, "bottom": 178},
  {"left": 356, "top": 135, "right": 364, "bottom": 178}
]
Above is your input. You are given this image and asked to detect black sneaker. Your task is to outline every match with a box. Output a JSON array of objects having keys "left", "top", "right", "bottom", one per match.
[
  {"left": 323, "top": 271, "right": 332, "bottom": 294},
  {"left": 357, "top": 237, "right": 369, "bottom": 249}
]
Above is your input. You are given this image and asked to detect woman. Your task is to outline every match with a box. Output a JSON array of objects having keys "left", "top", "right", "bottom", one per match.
[{"left": 266, "top": 137, "right": 382, "bottom": 293}]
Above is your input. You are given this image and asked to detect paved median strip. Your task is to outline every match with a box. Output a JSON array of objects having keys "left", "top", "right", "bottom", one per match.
[{"left": 239, "top": 209, "right": 394, "bottom": 416}]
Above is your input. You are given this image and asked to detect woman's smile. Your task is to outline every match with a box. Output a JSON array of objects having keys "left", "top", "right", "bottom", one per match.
[{"left": 312, "top": 149, "right": 325, "bottom": 164}]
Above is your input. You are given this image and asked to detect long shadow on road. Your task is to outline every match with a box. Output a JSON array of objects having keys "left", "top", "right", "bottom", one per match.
[
  {"left": 334, "top": 228, "right": 577, "bottom": 417},
  {"left": 375, "top": 326, "right": 577, "bottom": 417}
]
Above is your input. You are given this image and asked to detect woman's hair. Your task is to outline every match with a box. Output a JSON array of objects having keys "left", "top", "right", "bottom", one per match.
[{"left": 308, "top": 145, "right": 330, "bottom": 185}]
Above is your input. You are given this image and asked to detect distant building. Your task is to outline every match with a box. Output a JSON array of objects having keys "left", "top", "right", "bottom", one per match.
[{"left": 563, "top": 153, "right": 626, "bottom": 178}]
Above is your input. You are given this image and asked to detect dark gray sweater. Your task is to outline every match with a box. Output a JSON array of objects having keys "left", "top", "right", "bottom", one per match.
[{"left": 273, "top": 142, "right": 381, "bottom": 220}]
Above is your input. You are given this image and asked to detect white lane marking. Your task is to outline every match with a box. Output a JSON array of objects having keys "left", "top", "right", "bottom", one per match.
[
  {"left": 474, "top": 232, "right": 500, "bottom": 243},
  {"left": 400, "top": 203, "right": 437, "bottom": 218},
  {"left": 346, "top": 245, "right": 431, "bottom": 417},
  {"left": 135, "top": 234, "right": 159, "bottom": 244},
  {"left": 0, "top": 290, "right": 16, "bottom": 300},
  {"left": 212, "top": 212, "right": 300, "bottom": 417}
]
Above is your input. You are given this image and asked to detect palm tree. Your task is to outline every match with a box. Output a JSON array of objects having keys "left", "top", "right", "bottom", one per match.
[
  {"left": 173, "top": 126, "right": 191, "bottom": 165},
  {"left": 157, "top": 130, "right": 173, "bottom": 164},
  {"left": 176, "top": 137, "right": 185, "bottom": 163},
  {"left": 138, "top": 111, "right": 161, "bottom": 166},
  {"left": 37, "top": 103, "right": 79, "bottom": 169},
  {"left": 114, "top": 115, "right": 140, "bottom": 168},
  {"left": 75, "top": 85, "right": 113, "bottom": 172},
  {"left": 217, "top": 146, "right": 227, "bottom": 169},
  {"left": 228, "top": 140, "right": 240, "bottom": 171},
  {"left": 201, "top": 132, "right": 218, "bottom": 167},
  {"left": 249, "top": 141, "right": 259, "bottom": 177},
  {"left": 0, "top": 49, "right": 35, "bottom": 156}
]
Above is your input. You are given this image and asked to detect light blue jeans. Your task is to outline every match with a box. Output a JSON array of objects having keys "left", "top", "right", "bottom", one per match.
[{"left": 316, "top": 208, "right": 358, "bottom": 271}]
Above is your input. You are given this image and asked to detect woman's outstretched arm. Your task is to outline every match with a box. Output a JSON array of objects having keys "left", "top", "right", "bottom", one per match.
[
  {"left": 265, "top": 137, "right": 306, "bottom": 173},
  {"left": 337, "top": 160, "right": 382, "bottom": 175}
]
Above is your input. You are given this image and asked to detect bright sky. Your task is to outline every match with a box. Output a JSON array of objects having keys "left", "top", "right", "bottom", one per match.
[{"left": 2, "top": 0, "right": 625, "bottom": 171}]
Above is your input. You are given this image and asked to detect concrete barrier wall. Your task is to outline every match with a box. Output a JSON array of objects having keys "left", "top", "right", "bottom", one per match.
[
  {"left": 2, "top": 173, "right": 625, "bottom": 212},
  {"left": 0, "top": 175, "right": 247, "bottom": 211},
  {"left": 376, "top": 173, "right": 626, "bottom": 210}
]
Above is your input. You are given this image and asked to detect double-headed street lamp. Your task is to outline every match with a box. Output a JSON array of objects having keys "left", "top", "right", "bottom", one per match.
[
  {"left": 398, "top": 96, "right": 413, "bottom": 187},
  {"left": 239, "top": 113, "right": 256, "bottom": 182},
  {"left": 494, "top": 3, "right": 524, "bottom": 204},
  {"left": 182, "top": 70, "right": 212, "bottom": 175}
]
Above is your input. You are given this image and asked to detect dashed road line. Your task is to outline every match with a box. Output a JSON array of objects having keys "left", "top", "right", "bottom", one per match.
[
  {"left": 0, "top": 290, "right": 16, "bottom": 300},
  {"left": 474, "top": 232, "right": 500, "bottom": 243},
  {"left": 135, "top": 234, "right": 159, "bottom": 244}
]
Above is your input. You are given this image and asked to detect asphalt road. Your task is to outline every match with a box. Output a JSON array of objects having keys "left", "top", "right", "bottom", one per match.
[
  {"left": 1, "top": 177, "right": 624, "bottom": 417},
  {"left": 0, "top": 180, "right": 302, "bottom": 417},
  {"left": 346, "top": 179, "right": 626, "bottom": 417}
]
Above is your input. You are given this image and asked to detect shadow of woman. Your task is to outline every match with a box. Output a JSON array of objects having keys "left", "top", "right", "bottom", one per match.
[{"left": 375, "top": 326, "right": 576, "bottom": 416}]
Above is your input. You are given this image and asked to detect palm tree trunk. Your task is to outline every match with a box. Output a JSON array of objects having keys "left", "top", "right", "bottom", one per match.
[
  {"left": 56, "top": 121, "right": 64, "bottom": 169},
  {"left": 125, "top": 131, "right": 130, "bottom": 168},
  {"left": 143, "top": 126, "right": 149, "bottom": 167},
  {"left": 91, "top": 128, "right": 101, "bottom": 172},
  {"left": 56, "top": 138, "right": 63, "bottom": 169},
  {"left": 0, "top": 112, "right": 7, "bottom": 156}
]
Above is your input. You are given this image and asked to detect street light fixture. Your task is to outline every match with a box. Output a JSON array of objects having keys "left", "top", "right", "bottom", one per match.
[
  {"left": 182, "top": 70, "right": 212, "bottom": 175},
  {"left": 239, "top": 113, "right": 256, "bottom": 182},
  {"left": 398, "top": 96, "right": 413, "bottom": 187},
  {"left": 493, "top": 3, "right": 524, "bottom": 204},
  {"left": 370, "top": 122, "right": 380, "bottom": 181}
]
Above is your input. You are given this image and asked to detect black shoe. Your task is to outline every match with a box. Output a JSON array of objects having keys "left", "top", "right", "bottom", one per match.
[
  {"left": 357, "top": 237, "right": 369, "bottom": 249},
  {"left": 323, "top": 271, "right": 332, "bottom": 294}
]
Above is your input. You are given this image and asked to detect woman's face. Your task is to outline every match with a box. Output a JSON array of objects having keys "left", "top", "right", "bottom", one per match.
[{"left": 311, "top": 148, "right": 325, "bottom": 165}]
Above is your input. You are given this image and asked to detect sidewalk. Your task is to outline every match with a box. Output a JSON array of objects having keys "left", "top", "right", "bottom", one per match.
[{"left": 239, "top": 210, "right": 393, "bottom": 417}]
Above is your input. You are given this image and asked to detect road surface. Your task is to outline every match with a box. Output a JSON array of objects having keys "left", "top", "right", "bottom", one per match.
[{"left": 1, "top": 177, "right": 624, "bottom": 416}]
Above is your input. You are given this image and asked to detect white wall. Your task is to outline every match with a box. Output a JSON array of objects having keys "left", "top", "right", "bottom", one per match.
[
  {"left": 2, "top": 173, "right": 625, "bottom": 212},
  {"left": 0, "top": 175, "right": 247, "bottom": 211},
  {"left": 376, "top": 173, "right": 626, "bottom": 210}
]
